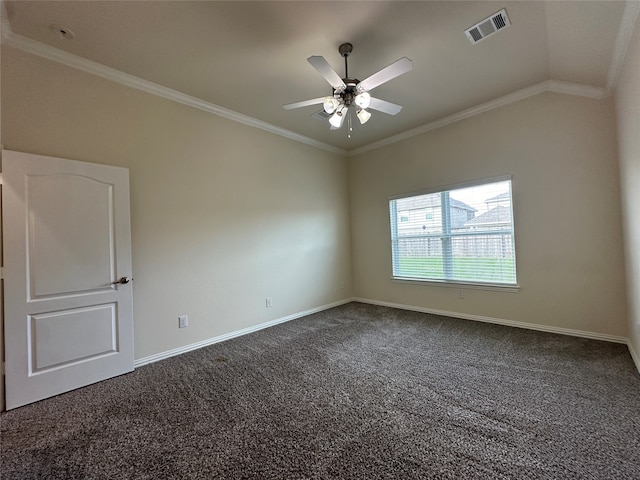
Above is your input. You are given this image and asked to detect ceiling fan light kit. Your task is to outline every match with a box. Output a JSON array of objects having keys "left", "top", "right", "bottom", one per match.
[
  {"left": 329, "top": 110, "right": 345, "bottom": 129},
  {"left": 354, "top": 91, "right": 371, "bottom": 110},
  {"left": 356, "top": 108, "right": 372, "bottom": 124},
  {"left": 323, "top": 97, "right": 340, "bottom": 114},
  {"left": 284, "top": 43, "right": 413, "bottom": 135}
]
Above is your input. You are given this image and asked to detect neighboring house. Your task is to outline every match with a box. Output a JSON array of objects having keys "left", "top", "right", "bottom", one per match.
[
  {"left": 460, "top": 205, "right": 514, "bottom": 258},
  {"left": 395, "top": 192, "right": 513, "bottom": 259},
  {"left": 484, "top": 192, "right": 511, "bottom": 210},
  {"left": 395, "top": 195, "right": 476, "bottom": 259},
  {"left": 464, "top": 205, "right": 512, "bottom": 231},
  {"left": 397, "top": 195, "right": 476, "bottom": 235}
]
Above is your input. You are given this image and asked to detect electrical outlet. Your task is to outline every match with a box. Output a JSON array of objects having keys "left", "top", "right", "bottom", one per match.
[
  {"left": 265, "top": 297, "right": 272, "bottom": 308},
  {"left": 458, "top": 290, "right": 464, "bottom": 299},
  {"left": 178, "top": 315, "right": 189, "bottom": 328}
]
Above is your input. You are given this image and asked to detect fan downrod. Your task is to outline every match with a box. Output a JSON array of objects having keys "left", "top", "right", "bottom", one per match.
[{"left": 338, "top": 43, "right": 356, "bottom": 92}]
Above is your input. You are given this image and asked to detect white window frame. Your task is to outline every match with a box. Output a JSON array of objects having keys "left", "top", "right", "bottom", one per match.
[{"left": 389, "top": 176, "right": 519, "bottom": 292}]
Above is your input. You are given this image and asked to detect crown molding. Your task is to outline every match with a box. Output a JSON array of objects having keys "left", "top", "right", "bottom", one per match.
[
  {"left": 1, "top": 0, "right": 631, "bottom": 158},
  {"left": 349, "top": 82, "right": 546, "bottom": 157},
  {"left": 348, "top": 80, "right": 609, "bottom": 157},
  {"left": 0, "top": 20, "right": 346, "bottom": 156},
  {"left": 606, "top": 0, "right": 640, "bottom": 93},
  {"left": 546, "top": 80, "right": 609, "bottom": 99}
]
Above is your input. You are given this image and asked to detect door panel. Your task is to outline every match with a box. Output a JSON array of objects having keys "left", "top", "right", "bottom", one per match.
[
  {"left": 27, "top": 174, "right": 116, "bottom": 299},
  {"left": 2, "top": 150, "right": 134, "bottom": 409},
  {"left": 29, "top": 303, "right": 117, "bottom": 373}
]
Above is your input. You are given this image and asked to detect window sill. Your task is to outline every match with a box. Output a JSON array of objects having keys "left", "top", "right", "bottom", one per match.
[{"left": 391, "top": 277, "right": 520, "bottom": 293}]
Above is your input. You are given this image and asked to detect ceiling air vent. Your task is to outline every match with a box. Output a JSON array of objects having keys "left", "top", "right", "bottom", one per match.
[
  {"left": 465, "top": 9, "right": 511, "bottom": 45},
  {"left": 311, "top": 110, "right": 331, "bottom": 121}
]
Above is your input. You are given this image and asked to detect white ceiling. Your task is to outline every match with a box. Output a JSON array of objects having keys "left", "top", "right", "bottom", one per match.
[{"left": 2, "top": 1, "right": 634, "bottom": 152}]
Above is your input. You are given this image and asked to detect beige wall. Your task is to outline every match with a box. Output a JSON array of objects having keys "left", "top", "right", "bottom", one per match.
[
  {"left": 1, "top": 46, "right": 352, "bottom": 359},
  {"left": 349, "top": 92, "right": 627, "bottom": 337},
  {"left": 1, "top": 26, "right": 636, "bottom": 412},
  {"left": 616, "top": 17, "right": 640, "bottom": 359}
]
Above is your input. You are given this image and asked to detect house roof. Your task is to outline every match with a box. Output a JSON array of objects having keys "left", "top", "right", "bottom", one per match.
[
  {"left": 450, "top": 199, "right": 476, "bottom": 212},
  {"left": 485, "top": 192, "right": 511, "bottom": 203},
  {"left": 465, "top": 206, "right": 512, "bottom": 226}
]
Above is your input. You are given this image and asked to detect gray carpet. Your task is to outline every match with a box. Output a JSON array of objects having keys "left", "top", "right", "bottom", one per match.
[{"left": 1, "top": 302, "right": 639, "bottom": 479}]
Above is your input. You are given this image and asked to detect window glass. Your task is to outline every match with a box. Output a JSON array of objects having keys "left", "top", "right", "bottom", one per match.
[{"left": 389, "top": 178, "right": 517, "bottom": 286}]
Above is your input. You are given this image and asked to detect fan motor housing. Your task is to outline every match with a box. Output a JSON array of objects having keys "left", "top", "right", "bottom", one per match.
[{"left": 335, "top": 78, "right": 360, "bottom": 107}]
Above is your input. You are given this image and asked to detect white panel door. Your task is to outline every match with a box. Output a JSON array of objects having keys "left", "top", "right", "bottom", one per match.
[{"left": 2, "top": 150, "right": 134, "bottom": 410}]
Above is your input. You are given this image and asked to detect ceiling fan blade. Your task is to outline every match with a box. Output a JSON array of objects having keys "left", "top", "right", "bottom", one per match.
[
  {"left": 358, "top": 57, "right": 413, "bottom": 92},
  {"left": 307, "top": 56, "right": 347, "bottom": 90},
  {"left": 369, "top": 97, "right": 403, "bottom": 115},
  {"left": 283, "top": 97, "right": 325, "bottom": 110}
]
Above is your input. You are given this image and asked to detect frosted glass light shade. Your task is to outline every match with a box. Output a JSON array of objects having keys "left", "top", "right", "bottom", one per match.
[
  {"left": 329, "top": 111, "right": 345, "bottom": 128},
  {"left": 354, "top": 92, "right": 371, "bottom": 109},
  {"left": 357, "top": 109, "right": 371, "bottom": 124},
  {"left": 323, "top": 97, "right": 340, "bottom": 114}
]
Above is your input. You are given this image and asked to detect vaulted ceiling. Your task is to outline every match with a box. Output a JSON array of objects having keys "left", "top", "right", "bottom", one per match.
[{"left": 2, "top": 1, "right": 636, "bottom": 152}]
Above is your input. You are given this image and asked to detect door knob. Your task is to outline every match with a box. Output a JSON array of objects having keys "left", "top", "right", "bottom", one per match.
[{"left": 112, "top": 276, "right": 132, "bottom": 285}]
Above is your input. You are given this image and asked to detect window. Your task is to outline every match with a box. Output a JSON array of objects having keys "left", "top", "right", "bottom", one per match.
[{"left": 389, "top": 177, "right": 517, "bottom": 287}]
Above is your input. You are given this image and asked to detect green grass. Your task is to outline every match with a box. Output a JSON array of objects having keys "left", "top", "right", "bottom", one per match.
[{"left": 397, "top": 257, "right": 516, "bottom": 284}]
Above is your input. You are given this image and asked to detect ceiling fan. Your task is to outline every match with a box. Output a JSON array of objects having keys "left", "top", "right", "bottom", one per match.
[{"left": 283, "top": 43, "right": 413, "bottom": 134}]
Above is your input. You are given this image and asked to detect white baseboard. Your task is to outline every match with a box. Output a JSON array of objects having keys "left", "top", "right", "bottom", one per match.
[
  {"left": 352, "top": 297, "right": 629, "bottom": 344},
  {"left": 133, "top": 298, "right": 353, "bottom": 368},
  {"left": 627, "top": 341, "right": 640, "bottom": 375},
  {"left": 134, "top": 297, "right": 640, "bottom": 376}
]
